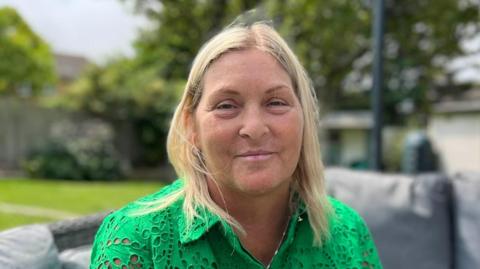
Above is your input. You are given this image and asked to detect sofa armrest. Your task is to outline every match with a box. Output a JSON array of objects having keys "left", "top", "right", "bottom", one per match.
[
  {"left": 451, "top": 172, "right": 480, "bottom": 269},
  {"left": 0, "top": 224, "right": 61, "bottom": 269},
  {"left": 48, "top": 211, "right": 110, "bottom": 252}
]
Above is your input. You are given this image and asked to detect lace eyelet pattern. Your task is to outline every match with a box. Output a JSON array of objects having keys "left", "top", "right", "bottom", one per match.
[{"left": 90, "top": 180, "right": 382, "bottom": 269}]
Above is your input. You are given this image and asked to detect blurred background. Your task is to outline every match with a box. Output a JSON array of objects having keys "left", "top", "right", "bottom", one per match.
[{"left": 0, "top": 0, "right": 479, "bottom": 230}]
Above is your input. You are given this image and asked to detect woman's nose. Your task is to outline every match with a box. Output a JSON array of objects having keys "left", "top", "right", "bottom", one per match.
[{"left": 238, "top": 106, "right": 269, "bottom": 140}]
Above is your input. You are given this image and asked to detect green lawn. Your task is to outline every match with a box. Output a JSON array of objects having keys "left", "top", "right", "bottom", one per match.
[
  {"left": 0, "top": 178, "right": 164, "bottom": 231},
  {"left": 0, "top": 212, "right": 53, "bottom": 228}
]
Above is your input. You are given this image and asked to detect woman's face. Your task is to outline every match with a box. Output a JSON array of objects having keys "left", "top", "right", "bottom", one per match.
[{"left": 192, "top": 49, "right": 303, "bottom": 197}]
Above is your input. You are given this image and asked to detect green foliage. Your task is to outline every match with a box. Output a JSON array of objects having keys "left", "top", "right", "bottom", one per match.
[
  {"left": 127, "top": 0, "right": 479, "bottom": 124},
  {"left": 265, "top": 0, "right": 479, "bottom": 122},
  {"left": 23, "top": 121, "right": 124, "bottom": 181},
  {"left": 53, "top": 0, "right": 258, "bottom": 165},
  {"left": 131, "top": 0, "right": 259, "bottom": 80},
  {"left": 48, "top": 58, "right": 185, "bottom": 165},
  {"left": 54, "top": 0, "right": 479, "bottom": 167},
  {"left": 0, "top": 7, "right": 56, "bottom": 96},
  {"left": 51, "top": 59, "right": 183, "bottom": 120},
  {"left": 380, "top": 0, "right": 478, "bottom": 123},
  {"left": 265, "top": 0, "right": 371, "bottom": 112}
]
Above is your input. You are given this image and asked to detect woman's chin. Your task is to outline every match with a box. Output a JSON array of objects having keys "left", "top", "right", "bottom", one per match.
[{"left": 234, "top": 175, "right": 292, "bottom": 197}]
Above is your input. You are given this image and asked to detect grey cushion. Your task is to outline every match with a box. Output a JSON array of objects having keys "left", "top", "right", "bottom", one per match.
[
  {"left": 325, "top": 168, "right": 452, "bottom": 269},
  {"left": 452, "top": 172, "right": 480, "bottom": 269},
  {"left": 59, "top": 245, "right": 91, "bottom": 269},
  {"left": 0, "top": 224, "right": 61, "bottom": 269}
]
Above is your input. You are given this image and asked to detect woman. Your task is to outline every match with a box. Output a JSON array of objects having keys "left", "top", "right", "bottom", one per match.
[{"left": 90, "top": 22, "right": 382, "bottom": 269}]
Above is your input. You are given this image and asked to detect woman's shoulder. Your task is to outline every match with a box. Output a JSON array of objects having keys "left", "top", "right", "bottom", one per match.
[
  {"left": 326, "top": 196, "right": 370, "bottom": 235},
  {"left": 324, "top": 197, "right": 382, "bottom": 268},
  {"left": 114, "top": 179, "right": 184, "bottom": 213},
  {"left": 96, "top": 179, "right": 185, "bottom": 236},
  {"left": 90, "top": 180, "right": 185, "bottom": 267},
  {"left": 327, "top": 196, "right": 363, "bottom": 221},
  {"left": 131, "top": 179, "right": 185, "bottom": 205}
]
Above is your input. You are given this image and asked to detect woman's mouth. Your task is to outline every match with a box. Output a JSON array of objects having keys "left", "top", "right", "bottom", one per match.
[{"left": 236, "top": 151, "right": 274, "bottom": 161}]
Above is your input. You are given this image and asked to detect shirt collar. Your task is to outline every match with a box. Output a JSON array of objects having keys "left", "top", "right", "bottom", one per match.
[
  {"left": 176, "top": 193, "right": 308, "bottom": 245},
  {"left": 177, "top": 203, "right": 222, "bottom": 244}
]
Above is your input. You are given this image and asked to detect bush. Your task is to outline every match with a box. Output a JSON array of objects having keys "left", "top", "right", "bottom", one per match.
[
  {"left": 23, "top": 120, "right": 124, "bottom": 181},
  {"left": 46, "top": 60, "right": 186, "bottom": 166}
]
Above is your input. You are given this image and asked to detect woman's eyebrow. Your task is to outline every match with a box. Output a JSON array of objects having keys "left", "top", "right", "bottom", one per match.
[
  {"left": 213, "top": 88, "right": 240, "bottom": 95},
  {"left": 265, "top": 85, "right": 292, "bottom": 94},
  {"left": 207, "top": 88, "right": 240, "bottom": 101},
  {"left": 209, "top": 84, "right": 292, "bottom": 99}
]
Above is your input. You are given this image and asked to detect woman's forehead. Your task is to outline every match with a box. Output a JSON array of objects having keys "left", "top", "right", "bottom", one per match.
[{"left": 202, "top": 49, "right": 292, "bottom": 88}]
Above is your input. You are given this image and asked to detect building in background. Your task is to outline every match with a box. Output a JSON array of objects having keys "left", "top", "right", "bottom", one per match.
[
  {"left": 54, "top": 53, "right": 89, "bottom": 92},
  {"left": 428, "top": 89, "right": 480, "bottom": 174},
  {"left": 320, "top": 111, "right": 372, "bottom": 169}
]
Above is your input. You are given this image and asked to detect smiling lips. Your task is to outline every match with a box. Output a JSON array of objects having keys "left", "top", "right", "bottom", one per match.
[{"left": 236, "top": 150, "right": 274, "bottom": 161}]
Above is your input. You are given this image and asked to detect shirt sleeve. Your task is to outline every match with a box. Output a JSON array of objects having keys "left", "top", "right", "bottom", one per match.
[
  {"left": 90, "top": 211, "right": 153, "bottom": 269},
  {"left": 353, "top": 213, "right": 383, "bottom": 269},
  {"left": 328, "top": 197, "right": 383, "bottom": 269}
]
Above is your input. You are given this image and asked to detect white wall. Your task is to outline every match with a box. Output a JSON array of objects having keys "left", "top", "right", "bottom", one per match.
[
  {"left": 340, "top": 130, "right": 368, "bottom": 166},
  {"left": 428, "top": 113, "right": 480, "bottom": 174}
]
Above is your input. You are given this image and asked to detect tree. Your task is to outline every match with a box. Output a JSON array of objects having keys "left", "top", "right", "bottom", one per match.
[
  {"left": 57, "top": 0, "right": 479, "bottom": 166},
  {"left": 127, "top": 0, "right": 259, "bottom": 80},
  {"left": 265, "top": 0, "right": 479, "bottom": 124},
  {"left": 50, "top": 57, "right": 185, "bottom": 165},
  {"left": 129, "top": 0, "right": 479, "bottom": 124},
  {"left": 52, "top": 0, "right": 260, "bottom": 166},
  {"left": 265, "top": 0, "right": 371, "bottom": 111},
  {"left": 0, "top": 7, "right": 56, "bottom": 96}
]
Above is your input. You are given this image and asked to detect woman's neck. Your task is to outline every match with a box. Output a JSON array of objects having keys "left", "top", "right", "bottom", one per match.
[
  {"left": 207, "top": 178, "right": 291, "bottom": 224},
  {"left": 207, "top": 179, "right": 292, "bottom": 265}
]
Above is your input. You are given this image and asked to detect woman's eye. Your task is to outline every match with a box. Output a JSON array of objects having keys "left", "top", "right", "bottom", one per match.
[
  {"left": 215, "top": 102, "right": 236, "bottom": 110},
  {"left": 268, "top": 99, "right": 287, "bottom": 106}
]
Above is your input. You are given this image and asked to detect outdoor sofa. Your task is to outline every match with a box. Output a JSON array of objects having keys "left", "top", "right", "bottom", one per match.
[{"left": 0, "top": 168, "right": 478, "bottom": 269}]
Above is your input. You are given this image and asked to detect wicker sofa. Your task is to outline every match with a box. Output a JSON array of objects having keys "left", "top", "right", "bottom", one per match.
[{"left": 0, "top": 168, "right": 478, "bottom": 269}]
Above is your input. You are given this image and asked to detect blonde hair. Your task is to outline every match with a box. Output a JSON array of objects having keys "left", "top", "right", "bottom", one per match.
[{"left": 142, "top": 22, "right": 331, "bottom": 245}]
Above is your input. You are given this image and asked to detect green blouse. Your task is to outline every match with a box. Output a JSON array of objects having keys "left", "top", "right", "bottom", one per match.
[{"left": 90, "top": 180, "right": 382, "bottom": 269}]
